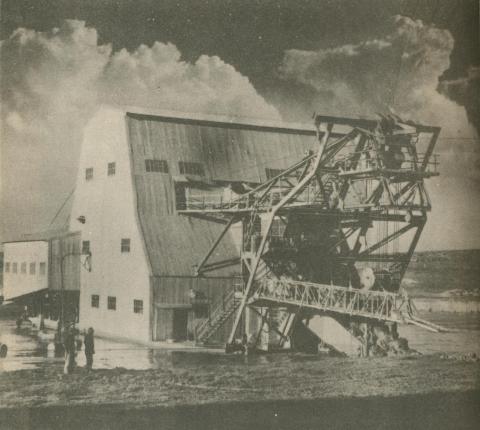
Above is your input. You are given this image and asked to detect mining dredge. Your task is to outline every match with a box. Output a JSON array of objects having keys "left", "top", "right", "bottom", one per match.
[{"left": 180, "top": 114, "right": 445, "bottom": 356}]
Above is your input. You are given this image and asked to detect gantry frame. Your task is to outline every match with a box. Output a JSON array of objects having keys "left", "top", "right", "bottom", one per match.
[{"left": 178, "top": 114, "right": 441, "bottom": 346}]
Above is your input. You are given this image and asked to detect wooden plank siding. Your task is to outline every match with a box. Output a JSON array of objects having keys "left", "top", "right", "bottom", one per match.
[
  {"left": 126, "top": 113, "right": 317, "bottom": 277},
  {"left": 152, "top": 276, "right": 239, "bottom": 343},
  {"left": 152, "top": 276, "right": 237, "bottom": 307},
  {"left": 49, "top": 232, "right": 81, "bottom": 292},
  {"left": 126, "top": 112, "right": 323, "bottom": 342}
]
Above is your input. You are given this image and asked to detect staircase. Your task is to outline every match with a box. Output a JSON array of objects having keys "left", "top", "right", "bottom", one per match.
[
  {"left": 316, "top": 174, "right": 336, "bottom": 207},
  {"left": 254, "top": 257, "right": 270, "bottom": 281},
  {"left": 195, "top": 289, "right": 241, "bottom": 344}
]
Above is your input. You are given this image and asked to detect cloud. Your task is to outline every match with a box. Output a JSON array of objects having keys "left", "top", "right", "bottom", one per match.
[
  {"left": 100, "top": 42, "right": 279, "bottom": 119},
  {"left": 439, "top": 66, "right": 480, "bottom": 136},
  {"left": 279, "top": 15, "right": 475, "bottom": 133},
  {"left": 0, "top": 20, "right": 280, "bottom": 239},
  {"left": 278, "top": 15, "right": 480, "bottom": 250},
  {"left": 1, "top": 17, "right": 478, "bottom": 250}
]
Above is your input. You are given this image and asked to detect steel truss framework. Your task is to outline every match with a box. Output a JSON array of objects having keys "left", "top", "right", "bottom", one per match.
[
  {"left": 178, "top": 114, "right": 442, "bottom": 346},
  {"left": 253, "top": 278, "right": 407, "bottom": 323}
]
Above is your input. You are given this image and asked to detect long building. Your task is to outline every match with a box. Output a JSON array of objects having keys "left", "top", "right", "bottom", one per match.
[
  {"left": 2, "top": 233, "right": 81, "bottom": 326},
  {"left": 69, "top": 106, "right": 317, "bottom": 343}
]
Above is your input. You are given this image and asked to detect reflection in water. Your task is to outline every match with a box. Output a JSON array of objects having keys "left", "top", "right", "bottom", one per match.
[{"left": 0, "top": 311, "right": 479, "bottom": 373}]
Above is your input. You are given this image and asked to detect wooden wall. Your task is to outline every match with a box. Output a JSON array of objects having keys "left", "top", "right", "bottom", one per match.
[
  {"left": 127, "top": 113, "right": 318, "bottom": 277},
  {"left": 49, "top": 232, "right": 81, "bottom": 292},
  {"left": 152, "top": 276, "right": 240, "bottom": 343}
]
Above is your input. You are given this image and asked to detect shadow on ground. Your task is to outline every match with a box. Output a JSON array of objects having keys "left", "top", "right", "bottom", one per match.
[{"left": 1, "top": 390, "right": 479, "bottom": 430}]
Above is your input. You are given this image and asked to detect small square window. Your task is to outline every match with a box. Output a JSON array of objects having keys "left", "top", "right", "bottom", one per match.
[
  {"left": 133, "top": 299, "right": 143, "bottom": 314},
  {"left": 12, "top": 263, "right": 18, "bottom": 273},
  {"left": 4, "top": 262, "right": 10, "bottom": 273},
  {"left": 21, "top": 262, "right": 27, "bottom": 274},
  {"left": 107, "top": 296, "right": 116, "bottom": 310},
  {"left": 82, "top": 240, "right": 90, "bottom": 255},
  {"left": 121, "top": 238, "right": 131, "bottom": 253},
  {"left": 29, "top": 262, "right": 36, "bottom": 275},
  {"left": 108, "top": 162, "right": 116, "bottom": 176},
  {"left": 91, "top": 295, "right": 99, "bottom": 308},
  {"left": 39, "top": 262, "right": 46, "bottom": 276},
  {"left": 85, "top": 167, "right": 94, "bottom": 181},
  {"left": 145, "top": 159, "right": 169, "bottom": 173},
  {"left": 178, "top": 161, "right": 204, "bottom": 176}
]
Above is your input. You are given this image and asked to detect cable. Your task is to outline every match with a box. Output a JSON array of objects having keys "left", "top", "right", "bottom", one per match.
[{"left": 49, "top": 187, "right": 75, "bottom": 227}]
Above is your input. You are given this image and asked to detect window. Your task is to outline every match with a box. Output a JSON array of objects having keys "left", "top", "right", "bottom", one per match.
[
  {"left": 133, "top": 299, "right": 143, "bottom": 314},
  {"left": 174, "top": 183, "right": 187, "bottom": 210},
  {"left": 265, "top": 168, "right": 284, "bottom": 180},
  {"left": 179, "top": 161, "right": 204, "bottom": 176},
  {"left": 121, "top": 238, "right": 131, "bottom": 253},
  {"left": 29, "top": 262, "right": 36, "bottom": 275},
  {"left": 91, "top": 295, "right": 99, "bottom": 308},
  {"left": 85, "top": 167, "right": 94, "bottom": 181},
  {"left": 21, "top": 262, "right": 27, "bottom": 274},
  {"left": 12, "top": 263, "right": 17, "bottom": 273},
  {"left": 82, "top": 240, "right": 90, "bottom": 255},
  {"left": 145, "top": 159, "right": 169, "bottom": 173},
  {"left": 39, "top": 262, "right": 46, "bottom": 276},
  {"left": 107, "top": 162, "right": 116, "bottom": 176},
  {"left": 107, "top": 296, "right": 116, "bottom": 310},
  {"left": 4, "top": 262, "right": 10, "bottom": 273}
]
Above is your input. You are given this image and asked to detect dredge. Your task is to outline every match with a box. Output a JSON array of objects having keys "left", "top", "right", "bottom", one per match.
[{"left": 179, "top": 114, "right": 446, "bottom": 356}]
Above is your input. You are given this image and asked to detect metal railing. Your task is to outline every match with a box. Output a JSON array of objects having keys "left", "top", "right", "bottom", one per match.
[
  {"left": 252, "top": 278, "right": 406, "bottom": 322},
  {"left": 336, "top": 151, "right": 439, "bottom": 174},
  {"left": 180, "top": 184, "right": 334, "bottom": 212},
  {"left": 195, "top": 287, "right": 241, "bottom": 342}
]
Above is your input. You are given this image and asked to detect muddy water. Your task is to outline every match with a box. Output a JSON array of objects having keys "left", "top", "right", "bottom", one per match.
[
  {"left": 0, "top": 310, "right": 479, "bottom": 373},
  {"left": 399, "top": 311, "right": 480, "bottom": 355}
]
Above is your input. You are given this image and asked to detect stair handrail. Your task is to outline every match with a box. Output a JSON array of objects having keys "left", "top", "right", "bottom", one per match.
[{"left": 195, "top": 287, "right": 236, "bottom": 340}]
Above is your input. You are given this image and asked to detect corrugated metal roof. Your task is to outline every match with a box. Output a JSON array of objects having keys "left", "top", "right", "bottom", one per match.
[
  {"left": 126, "top": 112, "right": 319, "bottom": 277},
  {"left": 2, "top": 228, "right": 72, "bottom": 244},
  {"left": 122, "top": 104, "right": 315, "bottom": 134}
]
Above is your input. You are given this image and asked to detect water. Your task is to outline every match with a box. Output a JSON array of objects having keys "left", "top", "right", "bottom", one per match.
[
  {"left": 399, "top": 311, "right": 480, "bottom": 355},
  {"left": 0, "top": 318, "right": 161, "bottom": 372},
  {"left": 1, "top": 310, "right": 479, "bottom": 373}
]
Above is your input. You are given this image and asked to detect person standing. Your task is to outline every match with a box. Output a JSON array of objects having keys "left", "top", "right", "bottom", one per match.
[
  {"left": 63, "top": 326, "right": 76, "bottom": 374},
  {"left": 84, "top": 327, "right": 95, "bottom": 371}
]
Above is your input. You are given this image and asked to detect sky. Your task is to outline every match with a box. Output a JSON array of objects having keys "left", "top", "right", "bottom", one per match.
[{"left": 0, "top": 0, "right": 479, "bottom": 250}]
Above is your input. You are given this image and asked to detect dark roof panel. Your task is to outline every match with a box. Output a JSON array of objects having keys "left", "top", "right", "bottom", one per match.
[{"left": 126, "top": 114, "right": 318, "bottom": 276}]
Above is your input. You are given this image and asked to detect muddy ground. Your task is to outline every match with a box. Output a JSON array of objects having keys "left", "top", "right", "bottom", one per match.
[
  {"left": 1, "top": 352, "right": 479, "bottom": 429},
  {"left": 1, "top": 294, "right": 479, "bottom": 429},
  {"left": 1, "top": 390, "right": 479, "bottom": 430}
]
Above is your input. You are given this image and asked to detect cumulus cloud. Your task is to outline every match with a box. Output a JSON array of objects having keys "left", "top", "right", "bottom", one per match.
[
  {"left": 0, "top": 20, "right": 279, "bottom": 239},
  {"left": 279, "top": 15, "right": 475, "bottom": 136},
  {"left": 279, "top": 15, "right": 480, "bottom": 250},
  {"left": 101, "top": 43, "right": 279, "bottom": 118}
]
